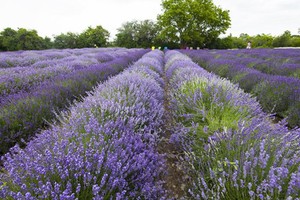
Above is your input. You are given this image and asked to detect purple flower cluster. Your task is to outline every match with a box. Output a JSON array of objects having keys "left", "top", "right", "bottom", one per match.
[
  {"left": 0, "top": 50, "right": 167, "bottom": 199},
  {"left": 182, "top": 49, "right": 300, "bottom": 128},
  {"left": 165, "top": 50, "right": 300, "bottom": 199},
  {"left": 0, "top": 48, "right": 148, "bottom": 155}
]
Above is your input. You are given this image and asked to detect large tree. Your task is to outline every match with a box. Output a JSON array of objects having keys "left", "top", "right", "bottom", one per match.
[
  {"left": 114, "top": 21, "right": 139, "bottom": 48},
  {"left": 54, "top": 32, "right": 79, "bottom": 49},
  {"left": 53, "top": 25, "right": 110, "bottom": 49},
  {"left": 0, "top": 28, "right": 47, "bottom": 51},
  {"left": 78, "top": 25, "right": 110, "bottom": 48},
  {"left": 0, "top": 28, "right": 18, "bottom": 51},
  {"left": 252, "top": 34, "right": 274, "bottom": 48},
  {"left": 157, "top": 0, "right": 231, "bottom": 48},
  {"left": 115, "top": 20, "right": 159, "bottom": 48},
  {"left": 272, "top": 30, "right": 292, "bottom": 47},
  {"left": 15, "top": 28, "right": 45, "bottom": 50}
]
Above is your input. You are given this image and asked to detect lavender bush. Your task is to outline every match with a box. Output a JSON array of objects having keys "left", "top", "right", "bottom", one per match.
[{"left": 182, "top": 49, "right": 300, "bottom": 128}]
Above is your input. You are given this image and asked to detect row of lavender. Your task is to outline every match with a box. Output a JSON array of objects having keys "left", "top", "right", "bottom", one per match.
[
  {"left": 181, "top": 49, "right": 300, "bottom": 128},
  {"left": 0, "top": 50, "right": 167, "bottom": 199},
  {"left": 165, "top": 51, "right": 300, "bottom": 199},
  {"left": 0, "top": 48, "right": 148, "bottom": 155},
  {"left": 211, "top": 49, "right": 300, "bottom": 78}
]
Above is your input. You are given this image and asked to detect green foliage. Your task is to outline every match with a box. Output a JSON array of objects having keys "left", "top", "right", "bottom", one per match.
[
  {"left": 157, "top": 0, "right": 231, "bottom": 48},
  {"left": 115, "top": 20, "right": 159, "bottom": 48},
  {"left": 0, "top": 36, "right": 4, "bottom": 51},
  {"left": 176, "top": 77, "right": 251, "bottom": 143},
  {"left": 16, "top": 28, "right": 45, "bottom": 50},
  {"left": 210, "top": 35, "right": 234, "bottom": 49},
  {"left": 0, "top": 28, "right": 50, "bottom": 51},
  {"left": 221, "top": 30, "right": 300, "bottom": 49},
  {"left": 229, "top": 33, "right": 275, "bottom": 49},
  {"left": 252, "top": 34, "right": 274, "bottom": 48},
  {"left": 53, "top": 25, "right": 110, "bottom": 49},
  {"left": 272, "top": 30, "right": 292, "bottom": 47},
  {"left": 0, "top": 25, "right": 110, "bottom": 51},
  {"left": 115, "top": 21, "right": 139, "bottom": 48},
  {"left": 230, "top": 36, "right": 247, "bottom": 49},
  {"left": 78, "top": 25, "right": 110, "bottom": 48},
  {"left": 0, "top": 28, "right": 18, "bottom": 51},
  {"left": 0, "top": 28, "right": 48, "bottom": 51},
  {"left": 43, "top": 37, "right": 53, "bottom": 49},
  {"left": 290, "top": 35, "right": 300, "bottom": 47},
  {"left": 137, "top": 20, "right": 160, "bottom": 48},
  {"left": 54, "top": 32, "right": 79, "bottom": 49},
  {"left": 1, "top": 19, "right": 299, "bottom": 50}
]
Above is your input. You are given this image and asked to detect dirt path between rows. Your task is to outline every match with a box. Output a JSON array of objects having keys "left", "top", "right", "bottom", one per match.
[{"left": 158, "top": 71, "right": 189, "bottom": 199}]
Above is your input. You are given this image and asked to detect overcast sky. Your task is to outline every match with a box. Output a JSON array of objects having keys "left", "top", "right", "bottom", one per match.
[{"left": 1, "top": 0, "right": 299, "bottom": 40}]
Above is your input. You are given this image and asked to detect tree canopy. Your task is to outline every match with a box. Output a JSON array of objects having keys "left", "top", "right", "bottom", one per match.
[
  {"left": 272, "top": 30, "right": 293, "bottom": 47},
  {"left": 0, "top": 25, "right": 110, "bottom": 51},
  {"left": 157, "top": 0, "right": 231, "bottom": 48},
  {"left": 53, "top": 25, "right": 110, "bottom": 49},
  {"left": 78, "top": 25, "right": 110, "bottom": 48},
  {"left": 0, "top": 28, "right": 47, "bottom": 51},
  {"left": 53, "top": 32, "right": 79, "bottom": 49},
  {"left": 114, "top": 20, "right": 159, "bottom": 48}
]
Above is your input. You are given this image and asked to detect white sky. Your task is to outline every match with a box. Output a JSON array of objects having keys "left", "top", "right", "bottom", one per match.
[{"left": 0, "top": 0, "right": 299, "bottom": 41}]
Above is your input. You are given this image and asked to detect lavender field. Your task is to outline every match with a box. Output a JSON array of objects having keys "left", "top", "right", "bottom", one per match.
[{"left": 0, "top": 49, "right": 299, "bottom": 199}]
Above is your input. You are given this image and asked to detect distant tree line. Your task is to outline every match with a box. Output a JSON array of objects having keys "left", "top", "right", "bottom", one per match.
[
  {"left": 113, "top": 22, "right": 300, "bottom": 49},
  {"left": 1, "top": 25, "right": 299, "bottom": 52},
  {"left": 0, "top": 25, "right": 109, "bottom": 51},
  {"left": 1, "top": 0, "right": 300, "bottom": 51},
  {"left": 0, "top": 28, "right": 52, "bottom": 51},
  {"left": 52, "top": 26, "right": 109, "bottom": 49},
  {"left": 213, "top": 30, "right": 300, "bottom": 49}
]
